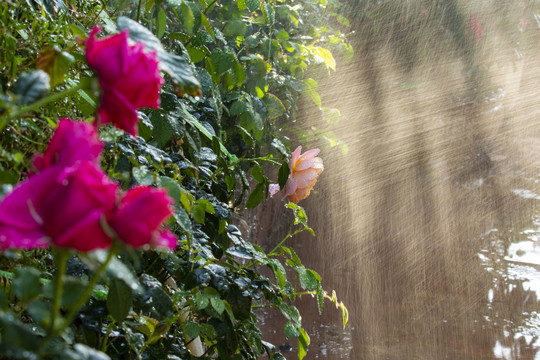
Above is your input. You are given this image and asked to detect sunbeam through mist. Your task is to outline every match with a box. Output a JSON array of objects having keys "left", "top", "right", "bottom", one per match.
[{"left": 251, "top": 1, "right": 540, "bottom": 359}]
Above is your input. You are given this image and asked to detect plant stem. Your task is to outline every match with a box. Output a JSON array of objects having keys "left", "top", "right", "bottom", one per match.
[
  {"left": 137, "top": 0, "right": 143, "bottom": 22},
  {"left": 0, "top": 78, "right": 91, "bottom": 132},
  {"left": 243, "top": 157, "right": 282, "bottom": 166},
  {"left": 62, "top": 248, "right": 117, "bottom": 327},
  {"left": 268, "top": 227, "right": 304, "bottom": 256},
  {"left": 203, "top": 0, "right": 218, "bottom": 14},
  {"left": 39, "top": 246, "right": 118, "bottom": 352},
  {"left": 48, "top": 249, "right": 70, "bottom": 334}
]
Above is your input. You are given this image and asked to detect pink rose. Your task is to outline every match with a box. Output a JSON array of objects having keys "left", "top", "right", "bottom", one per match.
[
  {"left": 109, "top": 186, "right": 176, "bottom": 249},
  {"left": 31, "top": 119, "right": 103, "bottom": 173},
  {"left": 86, "top": 26, "right": 164, "bottom": 136},
  {"left": 0, "top": 163, "right": 118, "bottom": 251},
  {"left": 282, "top": 146, "right": 324, "bottom": 203}
]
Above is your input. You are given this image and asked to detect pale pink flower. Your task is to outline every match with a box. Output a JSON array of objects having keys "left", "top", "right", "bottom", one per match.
[{"left": 282, "top": 146, "right": 324, "bottom": 203}]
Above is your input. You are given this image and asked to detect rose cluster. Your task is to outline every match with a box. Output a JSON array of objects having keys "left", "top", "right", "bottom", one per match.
[
  {"left": 0, "top": 120, "right": 176, "bottom": 251},
  {"left": 0, "top": 27, "right": 175, "bottom": 252}
]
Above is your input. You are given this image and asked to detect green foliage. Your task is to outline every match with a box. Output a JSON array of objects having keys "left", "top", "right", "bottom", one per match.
[{"left": 0, "top": 0, "right": 351, "bottom": 359}]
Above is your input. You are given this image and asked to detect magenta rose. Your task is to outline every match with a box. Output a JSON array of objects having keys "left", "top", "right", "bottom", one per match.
[
  {"left": 86, "top": 26, "right": 164, "bottom": 136},
  {"left": 0, "top": 162, "right": 119, "bottom": 251},
  {"left": 109, "top": 186, "right": 176, "bottom": 249},
  {"left": 31, "top": 118, "right": 103, "bottom": 173}
]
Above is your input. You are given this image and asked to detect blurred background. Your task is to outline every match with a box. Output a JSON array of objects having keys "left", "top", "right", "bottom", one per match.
[{"left": 250, "top": 1, "right": 540, "bottom": 358}]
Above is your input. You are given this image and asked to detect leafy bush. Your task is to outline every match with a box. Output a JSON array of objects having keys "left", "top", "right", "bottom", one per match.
[{"left": 0, "top": 0, "right": 350, "bottom": 359}]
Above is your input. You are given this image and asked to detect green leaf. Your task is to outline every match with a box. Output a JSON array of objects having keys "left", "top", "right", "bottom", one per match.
[
  {"left": 251, "top": 165, "right": 264, "bottom": 183},
  {"left": 167, "top": 32, "right": 190, "bottom": 42},
  {"left": 13, "top": 267, "right": 42, "bottom": 302},
  {"left": 107, "top": 278, "right": 133, "bottom": 323},
  {"left": 246, "top": 0, "right": 260, "bottom": 12},
  {"left": 180, "top": 1, "right": 195, "bottom": 35},
  {"left": 210, "top": 297, "right": 225, "bottom": 314},
  {"left": 303, "top": 78, "right": 321, "bottom": 108},
  {"left": 158, "top": 176, "right": 181, "bottom": 204},
  {"left": 197, "top": 198, "right": 215, "bottom": 214},
  {"left": 277, "top": 30, "right": 289, "bottom": 41},
  {"left": 316, "top": 285, "right": 324, "bottom": 314},
  {"left": 295, "top": 266, "right": 319, "bottom": 291},
  {"left": 246, "top": 183, "right": 264, "bottom": 208},
  {"left": 322, "top": 107, "right": 340, "bottom": 124},
  {"left": 297, "top": 327, "right": 310, "bottom": 360},
  {"left": 37, "top": 48, "right": 75, "bottom": 87},
  {"left": 200, "top": 12, "right": 215, "bottom": 40},
  {"left": 210, "top": 48, "right": 233, "bottom": 75},
  {"left": 284, "top": 321, "right": 299, "bottom": 338},
  {"left": 157, "top": 7, "right": 167, "bottom": 38},
  {"left": 192, "top": 203, "right": 206, "bottom": 224},
  {"left": 184, "top": 321, "right": 200, "bottom": 339},
  {"left": 173, "top": 207, "right": 192, "bottom": 235},
  {"left": 186, "top": 45, "right": 207, "bottom": 63},
  {"left": 278, "top": 303, "right": 300, "bottom": 324},
  {"left": 264, "top": 93, "right": 285, "bottom": 119},
  {"left": 196, "top": 292, "right": 210, "bottom": 309},
  {"left": 13, "top": 70, "right": 50, "bottom": 105},
  {"left": 230, "top": 100, "right": 247, "bottom": 116},
  {"left": 0, "top": 170, "right": 18, "bottom": 185},
  {"left": 278, "top": 161, "right": 290, "bottom": 189},
  {"left": 237, "top": 0, "right": 247, "bottom": 10},
  {"left": 269, "top": 259, "right": 287, "bottom": 289}
]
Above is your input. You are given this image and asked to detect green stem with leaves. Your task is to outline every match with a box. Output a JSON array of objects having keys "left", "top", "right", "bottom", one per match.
[
  {"left": 39, "top": 245, "right": 118, "bottom": 352},
  {"left": 0, "top": 78, "right": 92, "bottom": 132},
  {"left": 268, "top": 227, "right": 304, "bottom": 257}
]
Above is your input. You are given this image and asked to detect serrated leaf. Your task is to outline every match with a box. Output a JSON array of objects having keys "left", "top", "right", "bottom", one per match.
[
  {"left": 210, "top": 48, "right": 233, "bottom": 75},
  {"left": 298, "top": 327, "right": 310, "bottom": 360},
  {"left": 184, "top": 321, "right": 200, "bottom": 339},
  {"left": 246, "top": 0, "right": 260, "bottom": 12},
  {"left": 264, "top": 93, "right": 285, "bottom": 119},
  {"left": 107, "top": 278, "right": 133, "bottom": 323},
  {"left": 180, "top": 1, "right": 194, "bottom": 35},
  {"left": 157, "top": 7, "right": 167, "bottom": 38},
  {"left": 200, "top": 13, "right": 215, "bottom": 40},
  {"left": 13, "top": 70, "right": 50, "bottom": 105},
  {"left": 269, "top": 259, "right": 287, "bottom": 289},
  {"left": 284, "top": 321, "right": 300, "bottom": 338},
  {"left": 316, "top": 285, "right": 324, "bottom": 314}
]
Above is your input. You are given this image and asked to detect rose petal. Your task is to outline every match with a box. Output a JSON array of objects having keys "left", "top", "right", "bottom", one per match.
[
  {"left": 282, "top": 177, "right": 298, "bottom": 199},
  {"left": 269, "top": 183, "right": 281, "bottom": 197},
  {"left": 289, "top": 146, "right": 302, "bottom": 172}
]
